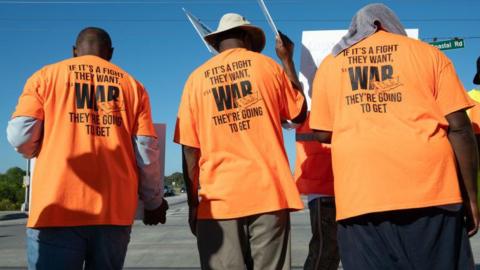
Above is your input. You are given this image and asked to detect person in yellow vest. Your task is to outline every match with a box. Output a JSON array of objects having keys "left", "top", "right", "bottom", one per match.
[{"left": 469, "top": 57, "right": 480, "bottom": 145}]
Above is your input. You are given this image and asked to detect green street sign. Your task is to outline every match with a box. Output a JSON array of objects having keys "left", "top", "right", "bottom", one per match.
[{"left": 429, "top": 39, "right": 464, "bottom": 50}]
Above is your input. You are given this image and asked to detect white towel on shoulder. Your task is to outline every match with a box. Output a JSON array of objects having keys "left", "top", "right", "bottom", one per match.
[{"left": 332, "top": 3, "right": 407, "bottom": 56}]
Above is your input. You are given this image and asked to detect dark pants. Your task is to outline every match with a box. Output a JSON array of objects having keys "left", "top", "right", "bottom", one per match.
[
  {"left": 304, "top": 197, "right": 340, "bottom": 270},
  {"left": 196, "top": 210, "right": 291, "bottom": 270},
  {"left": 27, "top": 225, "right": 131, "bottom": 270},
  {"left": 337, "top": 207, "right": 474, "bottom": 270}
]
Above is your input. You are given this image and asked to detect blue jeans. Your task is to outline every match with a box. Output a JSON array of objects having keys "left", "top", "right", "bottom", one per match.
[{"left": 27, "top": 225, "right": 131, "bottom": 270}]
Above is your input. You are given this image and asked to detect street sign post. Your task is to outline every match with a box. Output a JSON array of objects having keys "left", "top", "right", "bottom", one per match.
[{"left": 429, "top": 39, "right": 464, "bottom": 50}]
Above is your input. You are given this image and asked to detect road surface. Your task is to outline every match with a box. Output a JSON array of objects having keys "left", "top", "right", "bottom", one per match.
[{"left": 1, "top": 194, "right": 480, "bottom": 269}]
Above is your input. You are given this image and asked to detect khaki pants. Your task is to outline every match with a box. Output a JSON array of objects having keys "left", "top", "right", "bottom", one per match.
[{"left": 196, "top": 210, "right": 291, "bottom": 270}]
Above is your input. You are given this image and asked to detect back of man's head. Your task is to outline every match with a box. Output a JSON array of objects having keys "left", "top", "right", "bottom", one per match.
[
  {"left": 216, "top": 28, "right": 251, "bottom": 52},
  {"left": 73, "top": 27, "right": 113, "bottom": 61}
]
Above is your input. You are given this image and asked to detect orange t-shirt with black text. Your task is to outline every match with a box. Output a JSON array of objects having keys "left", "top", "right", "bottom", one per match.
[
  {"left": 294, "top": 113, "right": 334, "bottom": 195},
  {"left": 174, "top": 48, "right": 305, "bottom": 219},
  {"left": 13, "top": 55, "right": 156, "bottom": 227},
  {"left": 310, "top": 31, "right": 473, "bottom": 220}
]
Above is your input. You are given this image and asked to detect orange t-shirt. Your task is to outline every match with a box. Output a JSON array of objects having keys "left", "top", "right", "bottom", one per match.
[
  {"left": 13, "top": 55, "right": 156, "bottom": 227},
  {"left": 174, "top": 48, "right": 305, "bottom": 219},
  {"left": 310, "top": 31, "right": 473, "bottom": 220},
  {"left": 468, "top": 89, "right": 480, "bottom": 134},
  {"left": 294, "top": 113, "right": 334, "bottom": 195}
]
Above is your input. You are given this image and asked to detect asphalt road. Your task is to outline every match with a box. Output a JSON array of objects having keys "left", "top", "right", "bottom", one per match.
[{"left": 1, "top": 195, "right": 480, "bottom": 269}]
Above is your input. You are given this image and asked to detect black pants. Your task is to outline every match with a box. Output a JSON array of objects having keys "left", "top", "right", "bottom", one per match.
[
  {"left": 304, "top": 197, "right": 340, "bottom": 270},
  {"left": 337, "top": 207, "right": 474, "bottom": 270}
]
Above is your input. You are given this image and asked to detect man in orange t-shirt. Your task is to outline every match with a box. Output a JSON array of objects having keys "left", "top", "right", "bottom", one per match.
[
  {"left": 174, "top": 13, "right": 306, "bottom": 269},
  {"left": 310, "top": 4, "right": 478, "bottom": 269},
  {"left": 294, "top": 113, "right": 338, "bottom": 270},
  {"left": 7, "top": 27, "right": 168, "bottom": 269}
]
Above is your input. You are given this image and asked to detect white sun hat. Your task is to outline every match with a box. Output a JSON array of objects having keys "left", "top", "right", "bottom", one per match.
[{"left": 204, "top": 13, "right": 266, "bottom": 53}]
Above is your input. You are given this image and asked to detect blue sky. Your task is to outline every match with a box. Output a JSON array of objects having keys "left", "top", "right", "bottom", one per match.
[{"left": 0, "top": 0, "right": 479, "bottom": 175}]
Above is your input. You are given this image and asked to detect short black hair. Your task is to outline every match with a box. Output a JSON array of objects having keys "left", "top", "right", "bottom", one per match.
[
  {"left": 75, "top": 27, "right": 112, "bottom": 48},
  {"left": 212, "top": 28, "right": 248, "bottom": 49}
]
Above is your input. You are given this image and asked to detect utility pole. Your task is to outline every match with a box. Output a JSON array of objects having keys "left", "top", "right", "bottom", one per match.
[{"left": 21, "top": 159, "right": 31, "bottom": 213}]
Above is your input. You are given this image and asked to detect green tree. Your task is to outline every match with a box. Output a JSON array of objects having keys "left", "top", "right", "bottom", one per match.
[
  {"left": 164, "top": 172, "right": 184, "bottom": 189},
  {"left": 0, "top": 167, "right": 26, "bottom": 210}
]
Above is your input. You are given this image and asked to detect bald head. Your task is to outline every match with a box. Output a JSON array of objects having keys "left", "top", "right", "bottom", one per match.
[{"left": 73, "top": 27, "right": 113, "bottom": 61}]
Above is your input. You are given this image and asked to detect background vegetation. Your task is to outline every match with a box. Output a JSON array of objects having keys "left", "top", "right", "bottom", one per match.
[
  {"left": 0, "top": 167, "right": 184, "bottom": 211},
  {"left": 0, "top": 167, "right": 25, "bottom": 211}
]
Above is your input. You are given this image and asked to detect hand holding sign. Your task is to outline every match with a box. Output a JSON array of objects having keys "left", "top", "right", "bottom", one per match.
[{"left": 275, "top": 31, "right": 295, "bottom": 62}]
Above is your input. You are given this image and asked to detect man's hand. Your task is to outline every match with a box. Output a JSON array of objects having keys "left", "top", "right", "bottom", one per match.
[
  {"left": 143, "top": 198, "right": 169, "bottom": 225},
  {"left": 275, "top": 31, "right": 294, "bottom": 62},
  {"left": 188, "top": 205, "right": 198, "bottom": 236},
  {"left": 465, "top": 199, "right": 480, "bottom": 237}
]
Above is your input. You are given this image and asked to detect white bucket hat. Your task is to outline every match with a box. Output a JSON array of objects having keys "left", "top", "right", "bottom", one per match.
[{"left": 204, "top": 13, "right": 266, "bottom": 53}]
